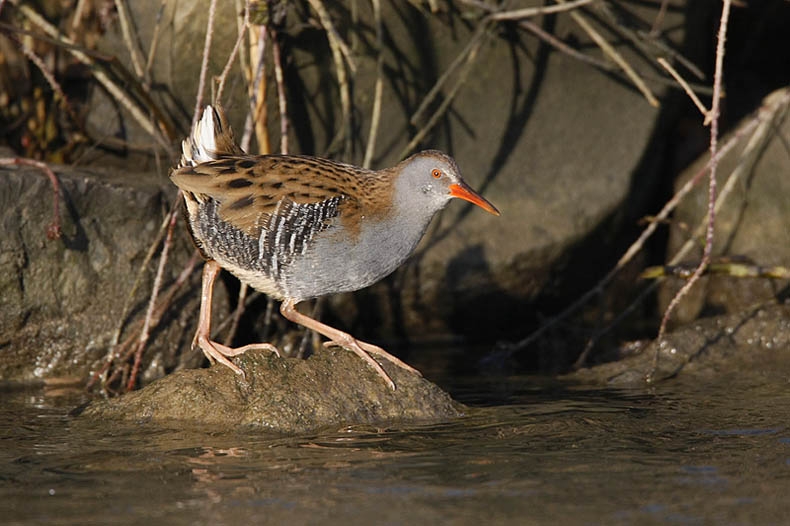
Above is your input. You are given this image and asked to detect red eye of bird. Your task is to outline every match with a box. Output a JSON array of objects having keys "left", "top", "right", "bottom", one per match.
[{"left": 431, "top": 169, "right": 442, "bottom": 179}]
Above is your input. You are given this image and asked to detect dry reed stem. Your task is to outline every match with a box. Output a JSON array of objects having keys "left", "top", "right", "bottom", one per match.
[
  {"left": 18, "top": 39, "right": 67, "bottom": 105},
  {"left": 307, "top": 0, "right": 357, "bottom": 73},
  {"left": 246, "top": 25, "right": 270, "bottom": 155},
  {"left": 70, "top": 0, "right": 89, "bottom": 34},
  {"left": 308, "top": 0, "right": 353, "bottom": 156},
  {"left": 557, "top": 0, "right": 659, "bottom": 107},
  {"left": 467, "top": 1, "right": 707, "bottom": 98},
  {"left": 90, "top": 253, "right": 200, "bottom": 392},
  {"left": 667, "top": 89, "right": 790, "bottom": 270},
  {"left": 363, "top": 0, "right": 384, "bottom": 169},
  {"left": 489, "top": 0, "right": 596, "bottom": 21},
  {"left": 271, "top": 28, "right": 289, "bottom": 155},
  {"left": 410, "top": 21, "right": 488, "bottom": 126},
  {"left": 194, "top": 0, "right": 218, "bottom": 124},
  {"left": 113, "top": 0, "right": 146, "bottom": 80},
  {"left": 399, "top": 34, "right": 483, "bottom": 159},
  {"left": 657, "top": 57, "right": 709, "bottom": 120},
  {"left": 18, "top": 4, "right": 170, "bottom": 149},
  {"left": 650, "top": 0, "right": 671, "bottom": 36}
]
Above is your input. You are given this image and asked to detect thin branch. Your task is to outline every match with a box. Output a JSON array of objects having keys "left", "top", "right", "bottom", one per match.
[
  {"left": 656, "top": 0, "right": 731, "bottom": 345},
  {"left": 108, "top": 197, "right": 178, "bottom": 355},
  {"left": 217, "top": 0, "right": 250, "bottom": 103},
  {"left": 144, "top": 0, "right": 168, "bottom": 83},
  {"left": 17, "top": 38, "right": 69, "bottom": 107},
  {"left": 126, "top": 205, "right": 179, "bottom": 390}
]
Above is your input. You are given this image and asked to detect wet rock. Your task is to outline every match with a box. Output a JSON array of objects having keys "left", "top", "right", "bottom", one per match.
[
  {"left": 79, "top": 348, "right": 464, "bottom": 432},
  {"left": 659, "top": 88, "right": 790, "bottom": 326},
  {"left": 568, "top": 302, "right": 790, "bottom": 387},
  {"left": 0, "top": 156, "right": 207, "bottom": 382}
]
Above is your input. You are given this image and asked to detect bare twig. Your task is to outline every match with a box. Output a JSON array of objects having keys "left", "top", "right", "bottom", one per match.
[
  {"left": 472, "top": 9, "right": 711, "bottom": 96},
  {"left": 126, "top": 205, "right": 179, "bottom": 390},
  {"left": 655, "top": 0, "right": 731, "bottom": 347},
  {"left": 144, "top": 0, "right": 168, "bottom": 83},
  {"left": 0, "top": 157, "right": 62, "bottom": 239},
  {"left": 89, "top": 252, "right": 200, "bottom": 392},
  {"left": 70, "top": 0, "right": 89, "bottom": 35},
  {"left": 194, "top": 0, "right": 218, "bottom": 124},
  {"left": 217, "top": 0, "right": 250, "bottom": 103},
  {"left": 108, "top": 197, "right": 178, "bottom": 355},
  {"left": 17, "top": 39, "right": 69, "bottom": 107}
]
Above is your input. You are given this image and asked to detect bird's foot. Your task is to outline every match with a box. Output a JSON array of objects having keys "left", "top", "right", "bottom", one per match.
[
  {"left": 195, "top": 334, "right": 280, "bottom": 378},
  {"left": 323, "top": 336, "right": 422, "bottom": 390}
]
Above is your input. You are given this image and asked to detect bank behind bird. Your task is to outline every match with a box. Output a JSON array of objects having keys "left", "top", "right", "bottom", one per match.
[{"left": 170, "top": 106, "right": 500, "bottom": 390}]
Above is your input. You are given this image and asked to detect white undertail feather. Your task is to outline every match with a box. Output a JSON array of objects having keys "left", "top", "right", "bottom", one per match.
[{"left": 179, "top": 106, "right": 221, "bottom": 168}]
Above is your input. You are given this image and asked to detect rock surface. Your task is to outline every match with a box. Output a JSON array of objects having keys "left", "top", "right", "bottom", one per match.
[
  {"left": 567, "top": 302, "right": 790, "bottom": 387},
  {"left": 0, "top": 156, "right": 207, "bottom": 382},
  {"left": 80, "top": 347, "right": 464, "bottom": 432}
]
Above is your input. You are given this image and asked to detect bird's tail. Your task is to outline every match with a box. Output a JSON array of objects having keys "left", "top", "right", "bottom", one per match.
[{"left": 179, "top": 105, "right": 243, "bottom": 168}]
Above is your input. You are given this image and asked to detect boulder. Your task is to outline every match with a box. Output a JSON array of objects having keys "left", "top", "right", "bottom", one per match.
[
  {"left": 0, "top": 156, "right": 206, "bottom": 382},
  {"left": 79, "top": 347, "right": 463, "bottom": 432}
]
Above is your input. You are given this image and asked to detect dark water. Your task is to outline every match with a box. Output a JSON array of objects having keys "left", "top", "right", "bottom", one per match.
[{"left": 2, "top": 370, "right": 790, "bottom": 525}]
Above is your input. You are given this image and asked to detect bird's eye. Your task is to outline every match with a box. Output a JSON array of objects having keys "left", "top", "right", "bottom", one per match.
[{"left": 431, "top": 169, "right": 442, "bottom": 179}]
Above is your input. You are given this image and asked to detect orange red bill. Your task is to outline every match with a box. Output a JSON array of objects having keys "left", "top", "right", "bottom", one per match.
[{"left": 449, "top": 182, "right": 500, "bottom": 216}]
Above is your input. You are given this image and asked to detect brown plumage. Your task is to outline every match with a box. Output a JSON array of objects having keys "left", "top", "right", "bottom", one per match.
[{"left": 171, "top": 106, "right": 499, "bottom": 389}]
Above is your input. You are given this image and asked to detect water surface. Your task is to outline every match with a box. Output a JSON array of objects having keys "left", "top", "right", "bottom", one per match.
[{"left": 2, "top": 370, "right": 789, "bottom": 525}]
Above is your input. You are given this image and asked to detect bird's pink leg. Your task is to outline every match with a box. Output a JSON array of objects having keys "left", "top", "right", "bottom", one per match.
[
  {"left": 280, "top": 299, "right": 420, "bottom": 390},
  {"left": 193, "top": 260, "right": 280, "bottom": 377}
]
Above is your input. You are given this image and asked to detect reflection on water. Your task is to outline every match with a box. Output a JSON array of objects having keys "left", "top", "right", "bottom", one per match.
[{"left": 2, "top": 371, "right": 790, "bottom": 525}]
